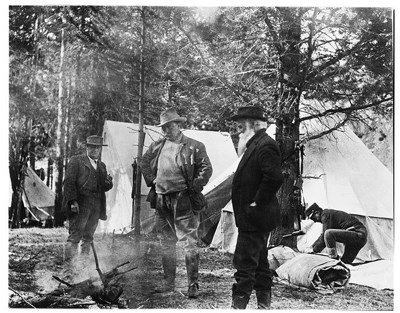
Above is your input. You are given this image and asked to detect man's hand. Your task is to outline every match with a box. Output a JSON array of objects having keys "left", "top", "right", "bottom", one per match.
[
  {"left": 70, "top": 201, "right": 80, "bottom": 214},
  {"left": 106, "top": 174, "right": 113, "bottom": 184},
  {"left": 304, "top": 247, "right": 314, "bottom": 254}
]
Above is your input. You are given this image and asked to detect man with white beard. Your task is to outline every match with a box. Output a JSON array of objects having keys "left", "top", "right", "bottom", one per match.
[
  {"left": 230, "top": 106, "right": 284, "bottom": 309},
  {"left": 237, "top": 119, "right": 268, "bottom": 156}
]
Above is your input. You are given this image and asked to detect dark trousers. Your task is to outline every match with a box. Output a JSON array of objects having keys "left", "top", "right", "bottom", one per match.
[
  {"left": 324, "top": 229, "right": 367, "bottom": 263},
  {"left": 67, "top": 196, "right": 101, "bottom": 256},
  {"left": 233, "top": 230, "right": 272, "bottom": 298}
]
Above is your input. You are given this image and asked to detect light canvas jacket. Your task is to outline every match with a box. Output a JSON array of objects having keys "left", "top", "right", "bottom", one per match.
[{"left": 139, "top": 133, "right": 213, "bottom": 207}]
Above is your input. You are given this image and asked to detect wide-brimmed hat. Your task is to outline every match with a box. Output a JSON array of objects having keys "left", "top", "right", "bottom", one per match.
[
  {"left": 305, "top": 203, "right": 322, "bottom": 219},
  {"left": 86, "top": 135, "right": 107, "bottom": 146},
  {"left": 157, "top": 108, "right": 187, "bottom": 127},
  {"left": 230, "top": 106, "right": 267, "bottom": 121}
]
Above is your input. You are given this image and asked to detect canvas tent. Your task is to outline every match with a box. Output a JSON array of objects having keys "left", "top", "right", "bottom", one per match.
[
  {"left": 209, "top": 124, "right": 393, "bottom": 264},
  {"left": 21, "top": 166, "right": 55, "bottom": 222},
  {"left": 9, "top": 176, "right": 13, "bottom": 207},
  {"left": 98, "top": 120, "right": 238, "bottom": 234}
]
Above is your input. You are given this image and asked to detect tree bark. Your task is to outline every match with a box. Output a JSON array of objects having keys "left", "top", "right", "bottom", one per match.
[
  {"left": 270, "top": 8, "right": 303, "bottom": 249},
  {"left": 132, "top": 7, "right": 147, "bottom": 236},
  {"left": 54, "top": 26, "right": 66, "bottom": 226}
]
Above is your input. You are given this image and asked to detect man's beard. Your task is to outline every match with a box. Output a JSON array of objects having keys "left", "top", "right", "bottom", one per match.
[{"left": 237, "top": 125, "right": 255, "bottom": 156}]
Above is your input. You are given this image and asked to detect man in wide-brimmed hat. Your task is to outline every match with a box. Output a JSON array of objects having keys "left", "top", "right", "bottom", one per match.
[
  {"left": 62, "top": 135, "right": 113, "bottom": 275},
  {"left": 304, "top": 203, "right": 368, "bottom": 264},
  {"left": 229, "top": 106, "right": 284, "bottom": 309},
  {"left": 139, "top": 108, "right": 213, "bottom": 298}
]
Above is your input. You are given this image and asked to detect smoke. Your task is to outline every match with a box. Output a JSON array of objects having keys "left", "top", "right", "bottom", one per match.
[
  {"left": 36, "top": 270, "right": 60, "bottom": 293},
  {"left": 35, "top": 237, "right": 142, "bottom": 294}
]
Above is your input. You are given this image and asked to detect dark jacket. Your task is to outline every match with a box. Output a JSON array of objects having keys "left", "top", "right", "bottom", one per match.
[
  {"left": 232, "top": 129, "right": 284, "bottom": 232},
  {"left": 139, "top": 133, "right": 213, "bottom": 208},
  {"left": 62, "top": 154, "right": 113, "bottom": 220},
  {"left": 312, "top": 209, "right": 368, "bottom": 253}
]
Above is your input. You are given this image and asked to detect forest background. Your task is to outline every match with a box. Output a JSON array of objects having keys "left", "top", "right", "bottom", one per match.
[{"left": 7, "top": 5, "right": 393, "bottom": 248}]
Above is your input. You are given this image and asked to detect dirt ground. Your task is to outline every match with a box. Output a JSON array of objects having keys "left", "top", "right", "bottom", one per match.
[{"left": 8, "top": 227, "right": 394, "bottom": 309}]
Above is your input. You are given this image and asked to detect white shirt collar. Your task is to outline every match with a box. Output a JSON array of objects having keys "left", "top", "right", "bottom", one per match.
[{"left": 87, "top": 154, "right": 98, "bottom": 169}]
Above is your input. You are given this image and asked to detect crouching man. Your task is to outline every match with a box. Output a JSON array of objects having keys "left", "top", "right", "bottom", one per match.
[{"left": 304, "top": 203, "right": 368, "bottom": 264}]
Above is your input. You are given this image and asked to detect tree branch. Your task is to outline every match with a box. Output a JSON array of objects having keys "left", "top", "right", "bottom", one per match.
[
  {"left": 298, "top": 97, "right": 393, "bottom": 123},
  {"left": 299, "top": 8, "right": 318, "bottom": 92},
  {"left": 262, "top": 8, "right": 284, "bottom": 56},
  {"left": 305, "top": 40, "right": 364, "bottom": 82},
  {"left": 300, "top": 118, "right": 348, "bottom": 144},
  {"left": 9, "top": 287, "right": 36, "bottom": 308},
  {"left": 173, "top": 21, "right": 252, "bottom": 104}
]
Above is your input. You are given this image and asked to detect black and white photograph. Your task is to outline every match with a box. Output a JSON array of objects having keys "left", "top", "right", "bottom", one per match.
[{"left": 7, "top": 3, "right": 395, "bottom": 310}]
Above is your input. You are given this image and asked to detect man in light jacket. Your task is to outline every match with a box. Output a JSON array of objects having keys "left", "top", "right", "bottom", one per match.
[{"left": 139, "top": 108, "right": 213, "bottom": 298}]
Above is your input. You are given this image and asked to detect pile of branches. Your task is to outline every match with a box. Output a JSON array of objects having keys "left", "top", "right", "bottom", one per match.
[
  {"left": 9, "top": 260, "right": 135, "bottom": 308},
  {"left": 9, "top": 248, "right": 43, "bottom": 273},
  {"left": 9, "top": 288, "right": 103, "bottom": 309},
  {"left": 9, "top": 242, "right": 138, "bottom": 308}
]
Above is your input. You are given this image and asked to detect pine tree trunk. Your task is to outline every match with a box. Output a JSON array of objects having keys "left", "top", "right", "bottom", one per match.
[
  {"left": 269, "top": 8, "right": 303, "bottom": 249},
  {"left": 132, "top": 7, "right": 147, "bottom": 236},
  {"left": 54, "top": 26, "right": 66, "bottom": 226},
  {"left": 271, "top": 116, "right": 301, "bottom": 249}
]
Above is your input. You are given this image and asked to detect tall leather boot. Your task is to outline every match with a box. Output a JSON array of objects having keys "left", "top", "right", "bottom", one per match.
[
  {"left": 161, "top": 254, "right": 177, "bottom": 292},
  {"left": 155, "top": 247, "right": 177, "bottom": 293},
  {"left": 256, "top": 289, "right": 271, "bottom": 309},
  {"left": 79, "top": 241, "right": 92, "bottom": 269},
  {"left": 63, "top": 242, "right": 79, "bottom": 279},
  {"left": 231, "top": 284, "right": 249, "bottom": 309},
  {"left": 80, "top": 241, "right": 91, "bottom": 256},
  {"left": 64, "top": 241, "right": 79, "bottom": 265},
  {"left": 185, "top": 253, "right": 199, "bottom": 298}
]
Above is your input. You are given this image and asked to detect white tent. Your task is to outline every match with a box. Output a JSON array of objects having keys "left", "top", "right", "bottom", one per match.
[
  {"left": 22, "top": 166, "right": 55, "bottom": 221},
  {"left": 209, "top": 124, "right": 393, "bottom": 263},
  {"left": 298, "top": 123, "right": 393, "bottom": 262},
  {"left": 9, "top": 176, "right": 13, "bottom": 207},
  {"left": 98, "top": 120, "right": 238, "bottom": 234}
]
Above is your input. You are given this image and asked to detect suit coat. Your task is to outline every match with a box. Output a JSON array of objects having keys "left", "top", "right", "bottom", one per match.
[
  {"left": 312, "top": 209, "right": 368, "bottom": 253},
  {"left": 62, "top": 154, "right": 113, "bottom": 220},
  {"left": 232, "top": 129, "right": 284, "bottom": 232}
]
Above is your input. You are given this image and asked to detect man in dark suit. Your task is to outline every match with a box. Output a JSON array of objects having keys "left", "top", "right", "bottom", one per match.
[
  {"left": 230, "top": 106, "right": 283, "bottom": 309},
  {"left": 304, "top": 203, "right": 368, "bottom": 264},
  {"left": 62, "top": 135, "right": 113, "bottom": 270}
]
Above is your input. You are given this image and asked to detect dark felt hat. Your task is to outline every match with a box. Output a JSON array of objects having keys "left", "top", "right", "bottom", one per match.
[
  {"left": 305, "top": 203, "right": 323, "bottom": 219},
  {"left": 86, "top": 135, "right": 107, "bottom": 146},
  {"left": 230, "top": 106, "right": 268, "bottom": 121}
]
